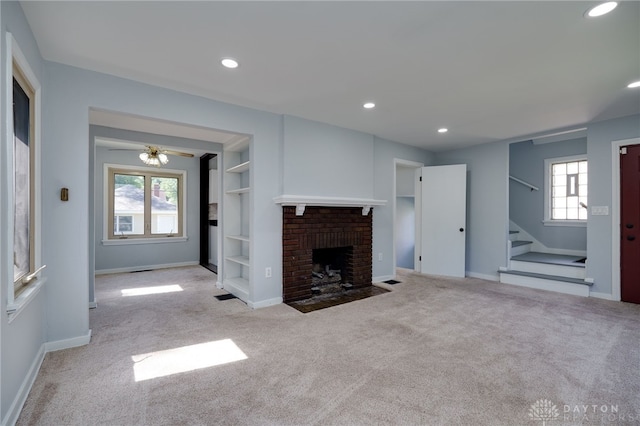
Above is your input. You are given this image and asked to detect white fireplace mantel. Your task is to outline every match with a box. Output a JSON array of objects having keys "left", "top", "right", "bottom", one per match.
[{"left": 274, "top": 195, "right": 387, "bottom": 216}]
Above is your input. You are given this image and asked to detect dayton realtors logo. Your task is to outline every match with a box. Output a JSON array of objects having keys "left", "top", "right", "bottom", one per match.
[
  {"left": 528, "top": 399, "right": 637, "bottom": 423},
  {"left": 529, "top": 399, "right": 560, "bottom": 425}
]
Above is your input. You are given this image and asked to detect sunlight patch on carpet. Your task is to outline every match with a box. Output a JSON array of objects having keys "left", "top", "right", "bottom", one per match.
[
  {"left": 132, "top": 339, "right": 247, "bottom": 382},
  {"left": 121, "top": 285, "right": 183, "bottom": 297}
]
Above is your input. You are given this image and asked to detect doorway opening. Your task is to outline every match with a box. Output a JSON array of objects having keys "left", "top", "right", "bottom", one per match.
[
  {"left": 393, "top": 159, "right": 423, "bottom": 274},
  {"left": 200, "top": 153, "right": 218, "bottom": 274}
]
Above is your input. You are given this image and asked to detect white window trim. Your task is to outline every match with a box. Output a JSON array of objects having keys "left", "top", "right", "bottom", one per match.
[
  {"left": 102, "top": 163, "right": 188, "bottom": 245},
  {"left": 543, "top": 154, "right": 587, "bottom": 227},
  {"left": 4, "top": 33, "right": 44, "bottom": 318}
]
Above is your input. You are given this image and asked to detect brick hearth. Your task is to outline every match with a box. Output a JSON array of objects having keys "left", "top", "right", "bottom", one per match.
[{"left": 282, "top": 206, "right": 373, "bottom": 302}]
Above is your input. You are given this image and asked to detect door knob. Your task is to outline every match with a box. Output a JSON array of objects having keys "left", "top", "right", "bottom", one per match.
[{"left": 459, "top": 228, "right": 464, "bottom": 232}]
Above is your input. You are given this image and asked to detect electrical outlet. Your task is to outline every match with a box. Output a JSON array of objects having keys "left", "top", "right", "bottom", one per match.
[
  {"left": 265, "top": 267, "right": 272, "bottom": 278},
  {"left": 378, "top": 253, "right": 383, "bottom": 261}
]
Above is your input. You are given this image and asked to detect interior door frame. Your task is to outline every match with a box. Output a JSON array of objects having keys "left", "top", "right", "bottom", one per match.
[
  {"left": 611, "top": 137, "right": 640, "bottom": 301},
  {"left": 200, "top": 153, "right": 217, "bottom": 273},
  {"left": 392, "top": 158, "right": 424, "bottom": 275}
]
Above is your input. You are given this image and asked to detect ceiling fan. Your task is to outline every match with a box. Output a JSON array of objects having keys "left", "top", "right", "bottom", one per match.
[{"left": 110, "top": 145, "right": 194, "bottom": 167}]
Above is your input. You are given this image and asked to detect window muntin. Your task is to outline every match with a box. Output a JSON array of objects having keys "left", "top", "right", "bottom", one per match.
[
  {"left": 108, "top": 167, "right": 184, "bottom": 239},
  {"left": 13, "top": 66, "right": 35, "bottom": 293},
  {"left": 548, "top": 158, "right": 587, "bottom": 221}
]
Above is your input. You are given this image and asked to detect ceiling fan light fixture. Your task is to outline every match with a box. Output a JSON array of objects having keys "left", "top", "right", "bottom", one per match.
[
  {"left": 627, "top": 80, "right": 640, "bottom": 89},
  {"left": 139, "top": 150, "right": 169, "bottom": 167}
]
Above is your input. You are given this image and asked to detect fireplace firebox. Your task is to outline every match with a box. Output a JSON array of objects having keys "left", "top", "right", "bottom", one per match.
[{"left": 282, "top": 206, "right": 372, "bottom": 302}]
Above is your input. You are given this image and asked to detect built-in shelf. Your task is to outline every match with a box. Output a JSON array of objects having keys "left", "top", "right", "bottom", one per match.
[
  {"left": 226, "top": 255, "right": 250, "bottom": 267},
  {"left": 226, "top": 160, "right": 250, "bottom": 174},
  {"left": 224, "top": 277, "right": 249, "bottom": 293},
  {"left": 223, "top": 138, "right": 251, "bottom": 304},
  {"left": 226, "top": 187, "right": 250, "bottom": 195}
]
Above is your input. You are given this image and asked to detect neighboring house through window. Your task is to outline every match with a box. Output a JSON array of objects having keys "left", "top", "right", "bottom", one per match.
[
  {"left": 106, "top": 165, "right": 186, "bottom": 241},
  {"left": 544, "top": 155, "right": 588, "bottom": 224}
]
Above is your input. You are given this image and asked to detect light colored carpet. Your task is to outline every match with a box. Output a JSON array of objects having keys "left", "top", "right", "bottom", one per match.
[{"left": 17, "top": 266, "right": 640, "bottom": 425}]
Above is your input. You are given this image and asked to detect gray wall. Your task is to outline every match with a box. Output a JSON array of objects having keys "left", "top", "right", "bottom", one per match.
[
  {"left": 373, "top": 138, "right": 435, "bottom": 278},
  {"left": 1, "top": 2, "right": 48, "bottom": 423},
  {"left": 586, "top": 114, "right": 640, "bottom": 295},
  {"left": 44, "top": 60, "right": 284, "bottom": 329},
  {"left": 436, "top": 141, "right": 510, "bottom": 280},
  {"left": 283, "top": 116, "right": 375, "bottom": 199},
  {"left": 509, "top": 137, "right": 587, "bottom": 250}
]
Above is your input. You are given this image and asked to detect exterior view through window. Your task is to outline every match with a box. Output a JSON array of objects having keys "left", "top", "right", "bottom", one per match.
[
  {"left": 551, "top": 159, "right": 587, "bottom": 221},
  {"left": 109, "top": 169, "right": 183, "bottom": 239},
  {"left": 13, "top": 72, "right": 34, "bottom": 291}
]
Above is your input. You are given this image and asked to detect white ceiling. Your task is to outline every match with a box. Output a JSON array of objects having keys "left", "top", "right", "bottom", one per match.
[{"left": 20, "top": 1, "right": 640, "bottom": 152}]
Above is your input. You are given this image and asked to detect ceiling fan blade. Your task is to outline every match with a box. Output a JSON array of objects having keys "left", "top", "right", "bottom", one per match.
[
  {"left": 108, "top": 148, "right": 142, "bottom": 152},
  {"left": 162, "top": 149, "right": 194, "bottom": 158}
]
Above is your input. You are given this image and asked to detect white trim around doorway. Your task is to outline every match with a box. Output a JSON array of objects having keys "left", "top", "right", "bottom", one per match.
[{"left": 393, "top": 159, "right": 424, "bottom": 276}]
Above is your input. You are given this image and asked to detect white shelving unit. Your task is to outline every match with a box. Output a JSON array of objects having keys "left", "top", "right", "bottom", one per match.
[{"left": 222, "top": 138, "right": 251, "bottom": 302}]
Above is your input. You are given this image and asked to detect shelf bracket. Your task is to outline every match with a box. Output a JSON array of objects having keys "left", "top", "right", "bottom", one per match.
[
  {"left": 362, "top": 205, "right": 372, "bottom": 216},
  {"left": 295, "top": 204, "right": 306, "bottom": 216}
]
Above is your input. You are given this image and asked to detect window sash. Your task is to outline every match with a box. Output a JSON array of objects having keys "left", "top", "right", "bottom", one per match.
[
  {"left": 549, "top": 159, "right": 587, "bottom": 221},
  {"left": 12, "top": 63, "right": 36, "bottom": 293},
  {"left": 108, "top": 167, "right": 183, "bottom": 239}
]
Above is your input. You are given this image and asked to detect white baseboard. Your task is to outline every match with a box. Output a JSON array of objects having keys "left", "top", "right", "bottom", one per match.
[
  {"left": 467, "top": 271, "right": 499, "bottom": 282},
  {"left": 2, "top": 344, "right": 45, "bottom": 426},
  {"left": 373, "top": 275, "right": 394, "bottom": 283},
  {"left": 248, "top": 297, "right": 283, "bottom": 309},
  {"left": 4, "top": 330, "right": 93, "bottom": 426},
  {"left": 590, "top": 291, "right": 616, "bottom": 301},
  {"left": 95, "top": 261, "right": 199, "bottom": 275},
  {"left": 44, "top": 329, "right": 92, "bottom": 353}
]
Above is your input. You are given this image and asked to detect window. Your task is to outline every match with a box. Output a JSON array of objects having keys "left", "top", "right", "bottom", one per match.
[
  {"left": 12, "top": 62, "right": 36, "bottom": 295},
  {"left": 114, "top": 215, "right": 133, "bottom": 233},
  {"left": 544, "top": 155, "right": 588, "bottom": 224},
  {"left": 106, "top": 166, "right": 185, "bottom": 241}
]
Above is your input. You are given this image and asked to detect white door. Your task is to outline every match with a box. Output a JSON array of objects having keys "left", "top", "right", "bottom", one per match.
[{"left": 419, "top": 164, "right": 467, "bottom": 277}]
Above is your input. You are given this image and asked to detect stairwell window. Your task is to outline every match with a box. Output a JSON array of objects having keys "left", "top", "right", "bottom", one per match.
[
  {"left": 544, "top": 155, "right": 587, "bottom": 226},
  {"left": 104, "top": 165, "right": 187, "bottom": 243}
]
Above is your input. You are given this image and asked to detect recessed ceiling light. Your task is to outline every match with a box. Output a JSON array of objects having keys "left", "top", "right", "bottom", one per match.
[
  {"left": 363, "top": 102, "right": 376, "bottom": 109},
  {"left": 628, "top": 80, "right": 640, "bottom": 89},
  {"left": 585, "top": 2, "right": 618, "bottom": 17},
  {"left": 438, "top": 128, "right": 448, "bottom": 133},
  {"left": 221, "top": 58, "right": 239, "bottom": 69}
]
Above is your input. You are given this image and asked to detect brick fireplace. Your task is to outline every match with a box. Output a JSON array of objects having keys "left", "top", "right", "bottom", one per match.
[{"left": 282, "top": 206, "right": 373, "bottom": 302}]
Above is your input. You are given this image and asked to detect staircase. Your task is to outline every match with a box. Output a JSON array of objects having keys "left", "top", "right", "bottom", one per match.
[{"left": 499, "top": 231, "right": 592, "bottom": 297}]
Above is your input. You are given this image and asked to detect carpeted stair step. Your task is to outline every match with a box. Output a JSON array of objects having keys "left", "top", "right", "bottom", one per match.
[
  {"left": 510, "top": 252, "right": 586, "bottom": 279},
  {"left": 510, "top": 240, "right": 533, "bottom": 256}
]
